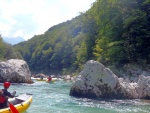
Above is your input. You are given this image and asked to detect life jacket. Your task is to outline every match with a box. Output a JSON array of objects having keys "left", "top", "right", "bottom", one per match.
[
  {"left": 0, "top": 96, "right": 6, "bottom": 103},
  {"left": 48, "top": 77, "right": 52, "bottom": 81}
]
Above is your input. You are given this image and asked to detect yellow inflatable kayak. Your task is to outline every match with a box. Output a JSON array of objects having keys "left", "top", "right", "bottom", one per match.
[
  {"left": 36, "top": 78, "right": 57, "bottom": 83},
  {"left": 46, "top": 78, "right": 57, "bottom": 83},
  {"left": 0, "top": 93, "right": 32, "bottom": 113}
]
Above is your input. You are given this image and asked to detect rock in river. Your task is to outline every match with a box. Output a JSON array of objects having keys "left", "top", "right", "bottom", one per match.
[
  {"left": 70, "top": 60, "right": 147, "bottom": 99},
  {"left": 0, "top": 59, "right": 32, "bottom": 83}
]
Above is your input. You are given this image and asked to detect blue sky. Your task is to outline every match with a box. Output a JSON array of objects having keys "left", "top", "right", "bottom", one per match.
[{"left": 0, "top": 0, "right": 95, "bottom": 40}]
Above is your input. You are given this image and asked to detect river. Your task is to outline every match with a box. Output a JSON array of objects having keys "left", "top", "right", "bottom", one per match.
[{"left": 1, "top": 80, "right": 150, "bottom": 113}]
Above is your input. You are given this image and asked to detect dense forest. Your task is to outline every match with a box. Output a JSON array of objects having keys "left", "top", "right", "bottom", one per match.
[{"left": 1, "top": 0, "right": 150, "bottom": 75}]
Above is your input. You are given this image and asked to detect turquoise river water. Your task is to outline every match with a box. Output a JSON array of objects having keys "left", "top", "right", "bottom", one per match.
[{"left": 0, "top": 80, "right": 150, "bottom": 113}]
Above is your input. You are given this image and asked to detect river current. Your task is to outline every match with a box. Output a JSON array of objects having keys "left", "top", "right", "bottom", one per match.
[{"left": 0, "top": 80, "right": 150, "bottom": 113}]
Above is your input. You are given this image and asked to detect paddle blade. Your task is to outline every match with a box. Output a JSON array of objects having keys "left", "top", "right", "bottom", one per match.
[{"left": 9, "top": 103, "right": 19, "bottom": 113}]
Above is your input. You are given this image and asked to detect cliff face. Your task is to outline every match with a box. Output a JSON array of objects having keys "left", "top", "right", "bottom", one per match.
[
  {"left": 0, "top": 59, "right": 32, "bottom": 83},
  {"left": 70, "top": 60, "right": 150, "bottom": 99}
]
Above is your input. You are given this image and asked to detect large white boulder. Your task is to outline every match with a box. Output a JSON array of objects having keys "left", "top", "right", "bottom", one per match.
[
  {"left": 70, "top": 60, "right": 149, "bottom": 99},
  {"left": 0, "top": 59, "right": 32, "bottom": 83},
  {"left": 70, "top": 60, "right": 119, "bottom": 98}
]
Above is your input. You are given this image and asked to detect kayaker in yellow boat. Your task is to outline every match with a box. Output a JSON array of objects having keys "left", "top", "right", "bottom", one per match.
[
  {"left": 47, "top": 76, "right": 52, "bottom": 82},
  {"left": 0, "top": 82, "right": 16, "bottom": 109}
]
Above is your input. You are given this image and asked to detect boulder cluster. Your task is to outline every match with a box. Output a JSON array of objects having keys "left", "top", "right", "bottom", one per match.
[{"left": 70, "top": 60, "right": 150, "bottom": 99}]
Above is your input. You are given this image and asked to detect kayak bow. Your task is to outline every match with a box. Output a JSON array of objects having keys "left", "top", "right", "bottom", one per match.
[{"left": 0, "top": 93, "right": 32, "bottom": 113}]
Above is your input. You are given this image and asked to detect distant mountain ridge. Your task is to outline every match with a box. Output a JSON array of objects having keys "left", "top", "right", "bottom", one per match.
[{"left": 3, "top": 36, "right": 25, "bottom": 45}]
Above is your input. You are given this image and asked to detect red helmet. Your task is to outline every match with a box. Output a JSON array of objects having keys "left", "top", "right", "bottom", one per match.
[{"left": 4, "top": 82, "right": 11, "bottom": 88}]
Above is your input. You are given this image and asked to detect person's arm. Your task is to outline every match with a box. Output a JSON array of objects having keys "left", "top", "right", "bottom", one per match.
[
  {"left": 5, "top": 90, "right": 16, "bottom": 98},
  {"left": 6, "top": 92, "right": 14, "bottom": 98}
]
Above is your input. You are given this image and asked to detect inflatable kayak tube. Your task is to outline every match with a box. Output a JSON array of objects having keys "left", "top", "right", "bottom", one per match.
[{"left": 0, "top": 93, "right": 32, "bottom": 113}]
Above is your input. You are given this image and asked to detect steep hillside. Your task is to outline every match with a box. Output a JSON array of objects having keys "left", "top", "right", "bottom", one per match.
[
  {"left": 14, "top": 0, "right": 150, "bottom": 75},
  {"left": 14, "top": 15, "right": 96, "bottom": 74}
]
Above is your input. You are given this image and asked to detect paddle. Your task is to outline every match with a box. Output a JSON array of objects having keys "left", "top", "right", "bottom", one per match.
[{"left": 8, "top": 101, "right": 19, "bottom": 113}]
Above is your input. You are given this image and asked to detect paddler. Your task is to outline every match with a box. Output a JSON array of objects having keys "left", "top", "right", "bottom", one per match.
[{"left": 0, "top": 82, "right": 16, "bottom": 109}]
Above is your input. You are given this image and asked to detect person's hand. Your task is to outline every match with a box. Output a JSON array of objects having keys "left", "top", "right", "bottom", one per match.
[
  {"left": 12, "top": 91, "right": 16, "bottom": 96},
  {"left": 5, "top": 96, "right": 9, "bottom": 99}
]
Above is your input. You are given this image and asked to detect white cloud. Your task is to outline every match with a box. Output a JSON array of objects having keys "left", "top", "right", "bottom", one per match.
[
  {"left": 0, "top": 0, "right": 95, "bottom": 40},
  {"left": 13, "top": 29, "right": 23, "bottom": 37}
]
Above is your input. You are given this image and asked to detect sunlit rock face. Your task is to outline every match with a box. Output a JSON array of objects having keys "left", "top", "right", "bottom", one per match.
[
  {"left": 136, "top": 75, "right": 150, "bottom": 99},
  {"left": 0, "top": 59, "right": 32, "bottom": 83},
  {"left": 70, "top": 60, "right": 120, "bottom": 98},
  {"left": 70, "top": 60, "right": 149, "bottom": 99},
  {"left": 118, "top": 80, "right": 139, "bottom": 99}
]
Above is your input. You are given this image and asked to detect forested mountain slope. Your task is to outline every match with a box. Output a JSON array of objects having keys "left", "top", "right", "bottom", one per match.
[
  {"left": 14, "top": 0, "right": 150, "bottom": 74},
  {"left": 0, "top": 35, "right": 22, "bottom": 61},
  {"left": 14, "top": 15, "right": 95, "bottom": 74}
]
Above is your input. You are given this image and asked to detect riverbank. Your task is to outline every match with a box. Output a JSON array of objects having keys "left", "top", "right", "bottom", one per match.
[{"left": 108, "top": 63, "right": 150, "bottom": 83}]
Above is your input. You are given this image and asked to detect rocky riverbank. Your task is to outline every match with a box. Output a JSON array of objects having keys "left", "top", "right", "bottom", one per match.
[{"left": 70, "top": 60, "right": 150, "bottom": 99}]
